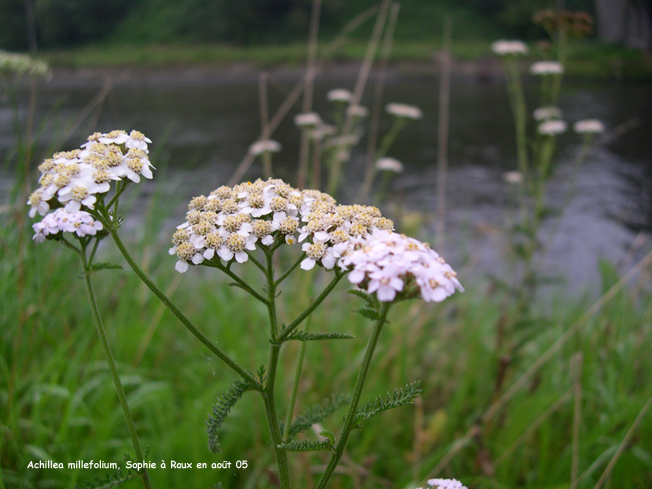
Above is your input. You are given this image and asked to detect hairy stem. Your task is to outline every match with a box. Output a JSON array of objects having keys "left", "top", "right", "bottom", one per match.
[
  {"left": 316, "top": 302, "right": 391, "bottom": 488},
  {"left": 80, "top": 252, "right": 153, "bottom": 489},
  {"left": 279, "top": 273, "right": 343, "bottom": 341},
  {"left": 283, "top": 314, "right": 312, "bottom": 442},
  {"left": 263, "top": 344, "right": 291, "bottom": 488},
  {"left": 104, "top": 221, "right": 258, "bottom": 386}
]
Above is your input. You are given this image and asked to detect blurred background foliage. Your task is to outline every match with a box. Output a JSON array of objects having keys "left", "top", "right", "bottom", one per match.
[{"left": 0, "top": 0, "right": 598, "bottom": 50}]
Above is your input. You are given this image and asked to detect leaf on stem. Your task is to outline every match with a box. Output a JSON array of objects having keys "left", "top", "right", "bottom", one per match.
[
  {"left": 278, "top": 439, "right": 333, "bottom": 452},
  {"left": 355, "top": 307, "right": 382, "bottom": 321},
  {"left": 353, "top": 381, "right": 422, "bottom": 428},
  {"left": 89, "top": 262, "right": 123, "bottom": 272},
  {"left": 206, "top": 379, "right": 252, "bottom": 453},
  {"left": 74, "top": 466, "right": 139, "bottom": 489},
  {"left": 284, "top": 331, "right": 355, "bottom": 342},
  {"left": 288, "top": 393, "right": 351, "bottom": 438}
]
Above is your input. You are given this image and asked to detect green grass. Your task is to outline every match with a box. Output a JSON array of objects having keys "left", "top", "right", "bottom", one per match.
[
  {"left": 2, "top": 182, "right": 652, "bottom": 489},
  {"left": 38, "top": 40, "right": 652, "bottom": 80}
]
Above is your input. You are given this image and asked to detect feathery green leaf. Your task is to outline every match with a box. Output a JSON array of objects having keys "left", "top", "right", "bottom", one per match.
[
  {"left": 288, "top": 393, "right": 351, "bottom": 438},
  {"left": 206, "top": 379, "right": 252, "bottom": 453},
  {"left": 89, "top": 262, "right": 122, "bottom": 272},
  {"left": 284, "top": 331, "right": 355, "bottom": 342},
  {"left": 353, "top": 381, "right": 422, "bottom": 428},
  {"left": 278, "top": 439, "right": 333, "bottom": 452}
]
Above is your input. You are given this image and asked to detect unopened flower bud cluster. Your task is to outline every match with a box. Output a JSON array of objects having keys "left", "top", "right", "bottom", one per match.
[
  {"left": 340, "top": 230, "right": 463, "bottom": 303},
  {"left": 170, "top": 178, "right": 394, "bottom": 273},
  {"left": 29, "top": 130, "right": 154, "bottom": 242}
]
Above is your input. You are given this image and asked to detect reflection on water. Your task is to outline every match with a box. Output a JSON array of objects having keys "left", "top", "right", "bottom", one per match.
[{"left": 3, "top": 71, "right": 651, "bottom": 292}]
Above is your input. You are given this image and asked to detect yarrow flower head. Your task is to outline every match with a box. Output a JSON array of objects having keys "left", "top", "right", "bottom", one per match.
[
  {"left": 386, "top": 103, "right": 423, "bottom": 120},
  {"left": 530, "top": 61, "right": 565, "bottom": 76},
  {"left": 170, "top": 179, "right": 396, "bottom": 274},
  {"left": 417, "top": 478, "right": 468, "bottom": 489},
  {"left": 538, "top": 119, "right": 568, "bottom": 136},
  {"left": 327, "top": 88, "right": 353, "bottom": 103},
  {"left": 375, "top": 157, "right": 404, "bottom": 173},
  {"left": 294, "top": 112, "right": 322, "bottom": 128},
  {"left": 347, "top": 104, "right": 369, "bottom": 118},
  {"left": 533, "top": 106, "right": 563, "bottom": 121},
  {"left": 340, "top": 230, "right": 463, "bottom": 303},
  {"left": 249, "top": 139, "right": 282, "bottom": 156},
  {"left": 28, "top": 130, "right": 154, "bottom": 222},
  {"left": 573, "top": 119, "right": 605, "bottom": 134},
  {"left": 490, "top": 40, "right": 528, "bottom": 56},
  {"left": 32, "top": 208, "right": 103, "bottom": 242},
  {"left": 0, "top": 50, "right": 50, "bottom": 78},
  {"left": 503, "top": 171, "right": 523, "bottom": 184}
]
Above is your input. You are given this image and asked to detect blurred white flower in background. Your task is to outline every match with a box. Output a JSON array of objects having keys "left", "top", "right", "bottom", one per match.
[
  {"left": 490, "top": 40, "right": 528, "bottom": 56},
  {"left": 533, "top": 106, "right": 563, "bottom": 121},
  {"left": 530, "top": 61, "right": 565, "bottom": 75},
  {"left": 386, "top": 103, "right": 423, "bottom": 120},
  {"left": 573, "top": 119, "right": 605, "bottom": 134},
  {"left": 538, "top": 119, "right": 568, "bottom": 135},
  {"left": 375, "top": 157, "right": 404, "bottom": 173},
  {"left": 249, "top": 139, "right": 282, "bottom": 156}
]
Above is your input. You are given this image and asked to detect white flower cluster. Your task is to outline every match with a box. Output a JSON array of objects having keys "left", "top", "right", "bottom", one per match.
[
  {"left": 533, "top": 106, "right": 563, "bottom": 121},
  {"left": 327, "top": 88, "right": 353, "bottom": 103},
  {"left": 417, "top": 479, "right": 468, "bottom": 489},
  {"left": 537, "top": 119, "right": 568, "bottom": 136},
  {"left": 530, "top": 61, "right": 565, "bottom": 75},
  {"left": 0, "top": 50, "right": 50, "bottom": 78},
  {"left": 170, "top": 178, "right": 395, "bottom": 273},
  {"left": 386, "top": 103, "right": 423, "bottom": 120},
  {"left": 249, "top": 139, "right": 282, "bottom": 156},
  {"left": 490, "top": 40, "right": 528, "bottom": 56},
  {"left": 32, "top": 208, "right": 103, "bottom": 242},
  {"left": 294, "top": 112, "right": 322, "bottom": 127},
  {"left": 340, "top": 230, "right": 463, "bottom": 302},
  {"left": 573, "top": 119, "right": 605, "bottom": 134},
  {"left": 375, "top": 157, "right": 404, "bottom": 173},
  {"left": 28, "top": 130, "right": 154, "bottom": 219}
]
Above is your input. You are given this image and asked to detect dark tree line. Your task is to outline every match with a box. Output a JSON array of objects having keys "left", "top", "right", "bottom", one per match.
[{"left": 1, "top": 0, "right": 597, "bottom": 51}]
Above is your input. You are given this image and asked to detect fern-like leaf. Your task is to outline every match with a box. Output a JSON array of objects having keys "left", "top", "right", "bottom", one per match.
[
  {"left": 89, "top": 262, "right": 122, "bottom": 272},
  {"left": 288, "top": 393, "right": 351, "bottom": 438},
  {"left": 206, "top": 379, "right": 252, "bottom": 453},
  {"left": 278, "top": 439, "right": 333, "bottom": 452},
  {"left": 74, "top": 468, "right": 138, "bottom": 489},
  {"left": 348, "top": 289, "right": 375, "bottom": 303},
  {"left": 355, "top": 307, "right": 382, "bottom": 321},
  {"left": 285, "top": 331, "right": 355, "bottom": 342},
  {"left": 353, "top": 381, "right": 422, "bottom": 428}
]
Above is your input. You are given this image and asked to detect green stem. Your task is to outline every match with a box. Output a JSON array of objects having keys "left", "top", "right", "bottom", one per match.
[
  {"left": 278, "top": 273, "right": 343, "bottom": 341},
  {"left": 316, "top": 302, "right": 391, "bottom": 489},
  {"left": 80, "top": 253, "right": 153, "bottom": 489},
  {"left": 205, "top": 260, "right": 269, "bottom": 305},
  {"left": 104, "top": 221, "right": 258, "bottom": 386},
  {"left": 263, "top": 344, "right": 291, "bottom": 488},
  {"left": 261, "top": 248, "right": 290, "bottom": 487},
  {"left": 264, "top": 249, "right": 279, "bottom": 339},
  {"left": 283, "top": 314, "right": 312, "bottom": 442},
  {"left": 506, "top": 59, "right": 529, "bottom": 182}
]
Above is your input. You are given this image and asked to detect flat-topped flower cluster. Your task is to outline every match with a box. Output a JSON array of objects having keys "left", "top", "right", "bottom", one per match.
[
  {"left": 171, "top": 178, "right": 463, "bottom": 303},
  {"left": 342, "top": 230, "right": 463, "bottom": 303},
  {"left": 28, "top": 130, "right": 154, "bottom": 243},
  {"left": 170, "top": 178, "right": 394, "bottom": 273},
  {"left": 32, "top": 208, "right": 103, "bottom": 242},
  {"left": 28, "top": 130, "right": 153, "bottom": 219}
]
